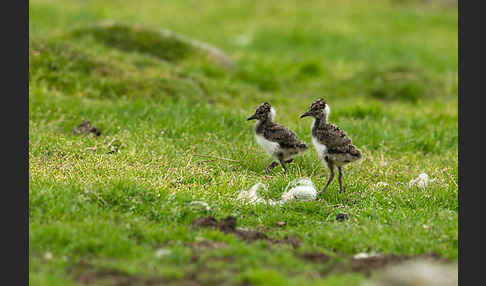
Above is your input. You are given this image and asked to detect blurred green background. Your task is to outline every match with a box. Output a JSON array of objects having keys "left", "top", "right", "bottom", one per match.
[{"left": 29, "top": 0, "right": 457, "bottom": 285}]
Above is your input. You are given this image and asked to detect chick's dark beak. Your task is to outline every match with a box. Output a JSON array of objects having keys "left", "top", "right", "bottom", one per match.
[
  {"left": 247, "top": 114, "right": 258, "bottom": 121},
  {"left": 300, "top": 112, "right": 311, "bottom": 118}
]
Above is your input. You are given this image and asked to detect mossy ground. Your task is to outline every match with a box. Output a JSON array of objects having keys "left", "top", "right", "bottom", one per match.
[{"left": 29, "top": 0, "right": 457, "bottom": 285}]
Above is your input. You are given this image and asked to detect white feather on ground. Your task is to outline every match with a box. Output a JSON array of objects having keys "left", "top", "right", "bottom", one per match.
[
  {"left": 154, "top": 248, "right": 172, "bottom": 258},
  {"left": 409, "top": 173, "right": 435, "bottom": 189},
  {"left": 189, "top": 201, "right": 211, "bottom": 211},
  {"left": 237, "top": 178, "right": 317, "bottom": 205},
  {"left": 281, "top": 178, "right": 317, "bottom": 202},
  {"left": 353, "top": 252, "right": 380, "bottom": 259},
  {"left": 236, "top": 183, "right": 273, "bottom": 205},
  {"left": 375, "top": 182, "right": 389, "bottom": 188}
]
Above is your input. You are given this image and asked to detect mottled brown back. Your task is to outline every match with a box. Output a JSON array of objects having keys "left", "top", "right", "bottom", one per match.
[
  {"left": 313, "top": 123, "right": 360, "bottom": 157},
  {"left": 257, "top": 121, "right": 307, "bottom": 150}
]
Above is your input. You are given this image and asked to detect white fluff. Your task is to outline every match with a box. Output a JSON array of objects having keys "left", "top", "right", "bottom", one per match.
[
  {"left": 312, "top": 135, "right": 328, "bottom": 160},
  {"left": 375, "top": 182, "right": 389, "bottom": 188},
  {"left": 189, "top": 201, "right": 211, "bottom": 211},
  {"left": 237, "top": 183, "right": 270, "bottom": 205},
  {"left": 324, "top": 104, "right": 331, "bottom": 121},
  {"left": 254, "top": 107, "right": 280, "bottom": 158},
  {"left": 311, "top": 117, "right": 328, "bottom": 161},
  {"left": 375, "top": 182, "right": 390, "bottom": 191},
  {"left": 281, "top": 178, "right": 317, "bottom": 202},
  {"left": 270, "top": 107, "right": 276, "bottom": 121},
  {"left": 237, "top": 178, "right": 317, "bottom": 205},
  {"left": 408, "top": 173, "right": 435, "bottom": 189},
  {"left": 154, "top": 248, "right": 172, "bottom": 258},
  {"left": 255, "top": 134, "right": 280, "bottom": 156}
]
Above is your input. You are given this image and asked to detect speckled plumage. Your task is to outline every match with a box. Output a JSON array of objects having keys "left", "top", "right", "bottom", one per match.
[
  {"left": 256, "top": 121, "right": 308, "bottom": 151},
  {"left": 248, "top": 102, "right": 307, "bottom": 174},
  {"left": 301, "top": 98, "right": 361, "bottom": 194},
  {"left": 312, "top": 120, "right": 361, "bottom": 165}
]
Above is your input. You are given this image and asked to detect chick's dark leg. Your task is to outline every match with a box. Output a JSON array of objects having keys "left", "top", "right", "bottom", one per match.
[
  {"left": 320, "top": 159, "right": 335, "bottom": 194},
  {"left": 277, "top": 153, "right": 287, "bottom": 175},
  {"left": 284, "top": 158, "right": 294, "bottom": 164},
  {"left": 264, "top": 161, "right": 279, "bottom": 174},
  {"left": 338, "top": 167, "right": 344, "bottom": 193}
]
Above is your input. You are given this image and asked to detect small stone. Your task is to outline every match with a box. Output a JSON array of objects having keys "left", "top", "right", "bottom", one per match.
[
  {"left": 336, "top": 213, "right": 349, "bottom": 222},
  {"left": 73, "top": 120, "right": 101, "bottom": 137},
  {"left": 277, "top": 221, "right": 286, "bottom": 227},
  {"left": 43, "top": 252, "right": 53, "bottom": 260},
  {"left": 353, "top": 252, "right": 380, "bottom": 259},
  {"left": 154, "top": 248, "right": 172, "bottom": 258}
]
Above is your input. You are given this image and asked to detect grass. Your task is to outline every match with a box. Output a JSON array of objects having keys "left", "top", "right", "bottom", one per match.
[{"left": 29, "top": 0, "right": 458, "bottom": 285}]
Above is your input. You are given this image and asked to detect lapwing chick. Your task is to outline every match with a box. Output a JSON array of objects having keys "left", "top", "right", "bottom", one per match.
[
  {"left": 301, "top": 98, "right": 361, "bottom": 194},
  {"left": 247, "top": 102, "right": 308, "bottom": 174}
]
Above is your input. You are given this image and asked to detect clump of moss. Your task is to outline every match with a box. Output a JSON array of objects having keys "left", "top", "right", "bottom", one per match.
[
  {"left": 29, "top": 39, "right": 203, "bottom": 100},
  {"left": 71, "top": 23, "right": 194, "bottom": 62},
  {"left": 30, "top": 40, "right": 120, "bottom": 77},
  {"left": 30, "top": 39, "right": 123, "bottom": 95}
]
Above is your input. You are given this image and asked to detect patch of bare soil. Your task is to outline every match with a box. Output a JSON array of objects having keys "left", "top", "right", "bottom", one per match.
[
  {"left": 68, "top": 263, "right": 166, "bottom": 286},
  {"left": 339, "top": 253, "right": 448, "bottom": 277},
  {"left": 190, "top": 240, "right": 229, "bottom": 251},
  {"left": 73, "top": 120, "right": 101, "bottom": 137},
  {"left": 298, "top": 252, "right": 332, "bottom": 263},
  {"left": 294, "top": 249, "right": 450, "bottom": 277},
  {"left": 192, "top": 216, "right": 300, "bottom": 248},
  {"left": 69, "top": 262, "right": 213, "bottom": 286}
]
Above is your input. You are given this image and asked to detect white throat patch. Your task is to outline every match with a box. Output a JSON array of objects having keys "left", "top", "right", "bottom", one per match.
[
  {"left": 324, "top": 104, "right": 330, "bottom": 121},
  {"left": 270, "top": 107, "right": 276, "bottom": 121}
]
